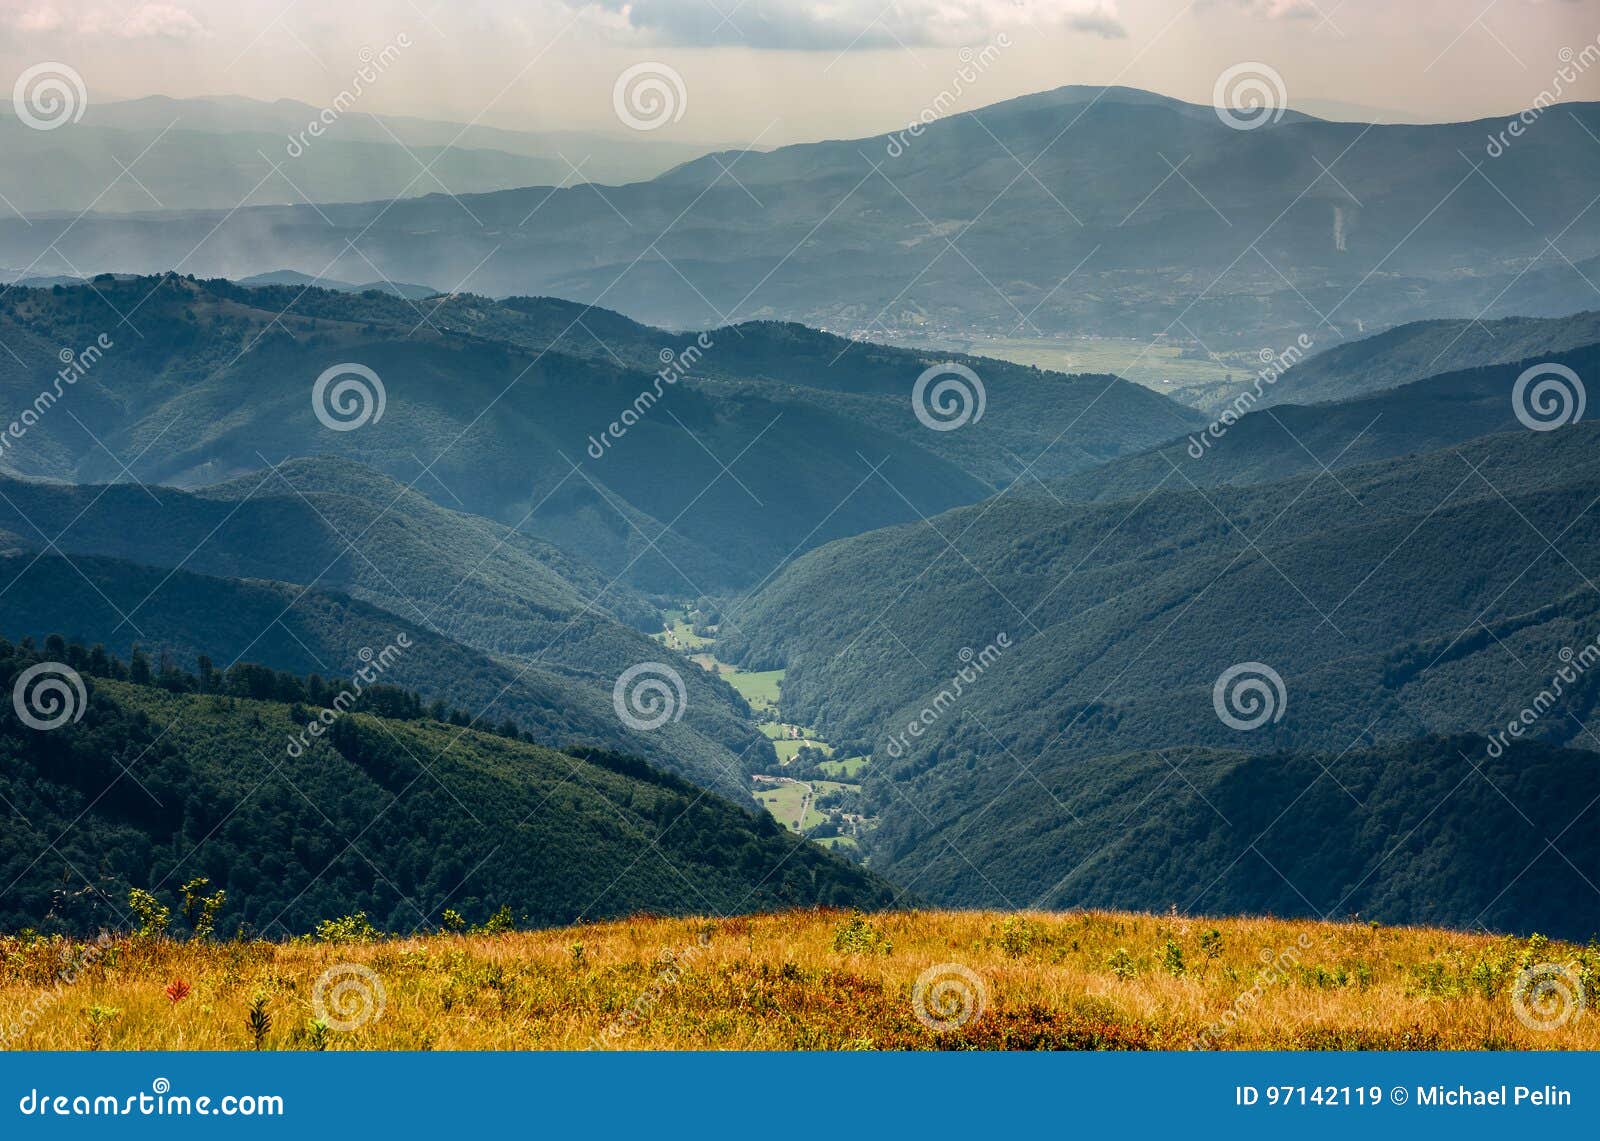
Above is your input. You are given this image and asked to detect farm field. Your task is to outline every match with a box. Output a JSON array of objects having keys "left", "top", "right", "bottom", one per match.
[
  {"left": 651, "top": 610, "right": 714, "bottom": 653},
  {"left": 2, "top": 909, "right": 1593, "bottom": 1051},
  {"left": 664, "top": 605, "right": 873, "bottom": 841},
  {"left": 819, "top": 756, "right": 869, "bottom": 778},
  {"left": 873, "top": 332, "right": 1246, "bottom": 394},
  {"left": 754, "top": 778, "right": 856, "bottom": 832}
]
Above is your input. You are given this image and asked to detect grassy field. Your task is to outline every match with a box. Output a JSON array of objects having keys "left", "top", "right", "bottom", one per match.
[
  {"left": 754, "top": 781, "right": 811, "bottom": 831},
  {"left": 2, "top": 910, "right": 1594, "bottom": 1051},
  {"left": 652, "top": 614, "right": 714, "bottom": 652},
  {"left": 820, "top": 756, "right": 869, "bottom": 778},
  {"left": 723, "top": 667, "right": 783, "bottom": 712},
  {"left": 689, "top": 655, "right": 783, "bottom": 717},
  {"left": 755, "top": 779, "right": 856, "bottom": 831},
  {"left": 773, "top": 738, "right": 831, "bottom": 764}
]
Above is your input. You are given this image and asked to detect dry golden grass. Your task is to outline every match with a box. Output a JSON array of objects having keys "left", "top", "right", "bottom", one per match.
[{"left": 2, "top": 909, "right": 1596, "bottom": 1051}]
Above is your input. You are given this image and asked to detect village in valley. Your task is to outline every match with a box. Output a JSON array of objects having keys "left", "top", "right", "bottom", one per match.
[{"left": 653, "top": 603, "right": 876, "bottom": 855}]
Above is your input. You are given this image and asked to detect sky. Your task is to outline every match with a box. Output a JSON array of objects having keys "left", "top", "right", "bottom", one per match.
[{"left": 2, "top": 0, "right": 1600, "bottom": 146}]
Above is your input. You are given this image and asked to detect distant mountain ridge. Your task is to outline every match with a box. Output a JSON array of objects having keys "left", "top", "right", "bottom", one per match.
[
  {"left": 3, "top": 86, "right": 1599, "bottom": 348},
  {"left": 0, "top": 275, "right": 1198, "bottom": 589},
  {"left": 0, "top": 94, "right": 712, "bottom": 214}
]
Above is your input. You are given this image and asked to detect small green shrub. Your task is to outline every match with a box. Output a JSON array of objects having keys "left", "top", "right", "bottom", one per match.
[
  {"left": 832, "top": 912, "right": 892, "bottom": 955},
  {"left": 127, "top": 889, "right": 170, "bottom": 940},
  {"left": 1108, "top": 947, "right": 1136, "bottom": 979},
  {"left": 314, "top": 913, "right": 379, "bottom": 944}
]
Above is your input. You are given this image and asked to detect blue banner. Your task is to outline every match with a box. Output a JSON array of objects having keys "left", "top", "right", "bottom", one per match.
[{"left": 2, "top": 1051, "right": 1595, "bottom": 1138}]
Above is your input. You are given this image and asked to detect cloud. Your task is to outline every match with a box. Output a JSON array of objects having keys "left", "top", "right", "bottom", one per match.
[
  {"left": 572, "top": 0, "right": 1125, "bottom": 50},
  {"left": 0, "top": 2, "right": 208, "bottom": 40},
  {"left": 1196, "top": 0, "right": 1319, "bottom": 17},
  {"left": 115, "top": 3, "right": 208, "bottom": 40}
]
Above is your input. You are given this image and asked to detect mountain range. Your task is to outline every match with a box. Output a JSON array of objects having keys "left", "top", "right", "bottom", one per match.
[
  {"left": 2, "top": 82, "right": 1600, "bottom": 945},
  {"left": 0, "top": 94, "right": 709, "bottom": 216},
  {"left": 3, "top": 86, "right": 1600, "bottom": 353},
  {"left": 0, "top": 274, "right": 1196, "bottom": 590},
  {"left": 722, "top": 345, "right": 1600, "bottom": 933}
]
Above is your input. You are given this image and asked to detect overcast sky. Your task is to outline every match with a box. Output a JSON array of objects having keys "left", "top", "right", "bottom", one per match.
[{"left": 3, "top": 0, "right": 1599, "bottom": 145}]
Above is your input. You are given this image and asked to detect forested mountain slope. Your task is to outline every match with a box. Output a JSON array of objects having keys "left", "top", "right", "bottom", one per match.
[
  {"left": 726, "top": 419, "right": 1600, "bottom": 922},
  {"left": 0, "top": 550, "right": 761, "bottom": 800},
  {"left": 0, "top": 641, "right": 895, "bottom": 935}
]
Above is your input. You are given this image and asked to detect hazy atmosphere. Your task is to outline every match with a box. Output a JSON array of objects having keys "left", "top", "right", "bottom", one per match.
[
  {"left": 1, "top": 0, "right": 1599, "bottom": 1113},
  {"left": 2, "top": 0, "right": 1598, "bottom": 145}
]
